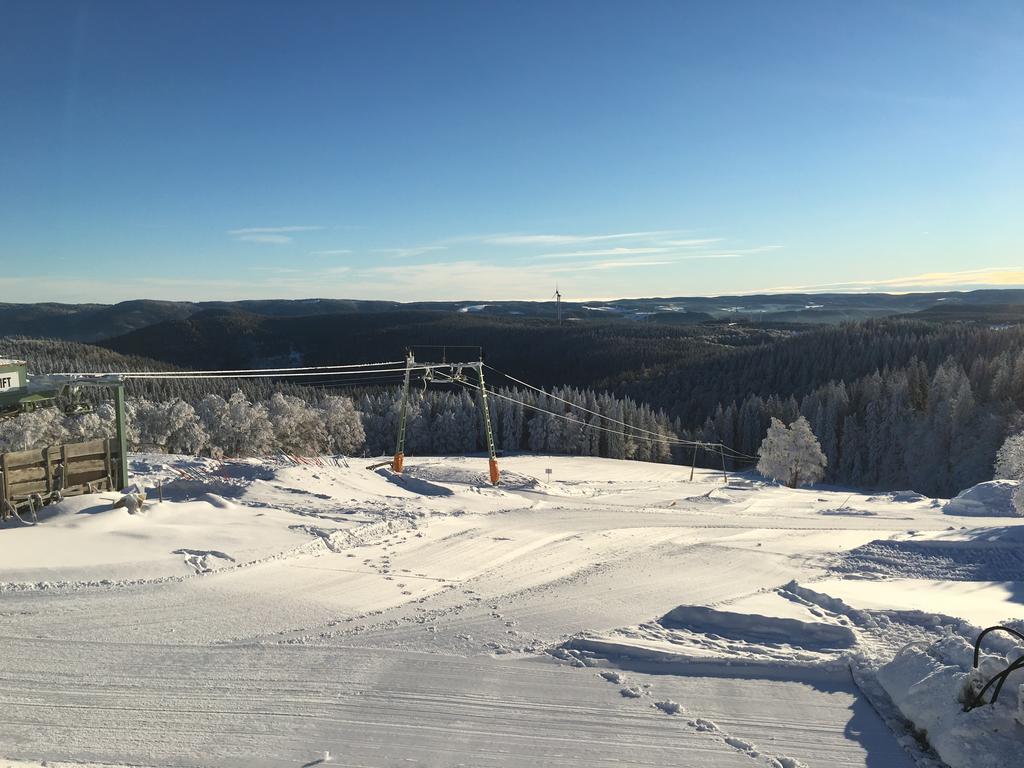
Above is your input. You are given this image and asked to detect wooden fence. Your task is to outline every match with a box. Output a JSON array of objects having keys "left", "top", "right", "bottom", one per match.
[{"left": 0, "top": 438, "right": 123, "bottom": 519}]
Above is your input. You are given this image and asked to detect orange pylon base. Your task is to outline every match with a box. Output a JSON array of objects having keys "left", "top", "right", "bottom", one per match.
[
  {"left": 488, "top": 458, "right": 500, "bottom": 486},
  {"left": 392, "top": 452, "right": 404, "bottom": 473}
]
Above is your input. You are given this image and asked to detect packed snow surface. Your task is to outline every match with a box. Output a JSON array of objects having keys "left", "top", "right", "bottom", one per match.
[{"left": 0, "top": 453, "right": 1021, "bottom": 767}]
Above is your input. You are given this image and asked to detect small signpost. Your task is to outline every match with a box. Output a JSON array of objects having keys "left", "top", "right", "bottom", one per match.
[{"left": 545, "top": 468, "right": 552, "bottom": 482}]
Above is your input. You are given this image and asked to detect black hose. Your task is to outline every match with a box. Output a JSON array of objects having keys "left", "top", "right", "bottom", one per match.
[
  {"left": 964, "top": 625, "right": 1024, "bottom": 711},
  {"left": 972, "top": 625, "right": 1024, "bottom": 669}
]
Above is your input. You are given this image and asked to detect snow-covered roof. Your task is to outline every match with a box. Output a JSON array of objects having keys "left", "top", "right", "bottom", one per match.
[{"left": 0, "top": 358, "right": 26, "bottom": 366}]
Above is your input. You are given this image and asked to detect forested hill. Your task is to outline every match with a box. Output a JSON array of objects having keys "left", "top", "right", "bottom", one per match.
[
  {"left": 621, "top": 319, "right": 1024, "bottom": 425},
  {"left": 98, "top": 308, "right": 793, "bottom": 389},
  {"left": 683, "top": 322, "right": 1024, "bottom": 497},
  {"left": 4, "top": 288, "right": 1024, "bottom": 342},
  {"left": 7, "top": 296, "right": 1024, "bottom": 497}
]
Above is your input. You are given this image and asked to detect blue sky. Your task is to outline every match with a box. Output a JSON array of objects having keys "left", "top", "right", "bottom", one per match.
[{"left": 1, "top": 0, "right": 1021, "bottom": 303}]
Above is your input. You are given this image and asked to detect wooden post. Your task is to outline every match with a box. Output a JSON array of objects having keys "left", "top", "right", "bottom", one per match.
[
  {"left": 720, "top": 446, "right": 728, "bottom": 484},
  {"left": 114, "top": 381, "right": 129, "bottom": 490},
  {"left": 689, "top": 442, "right": 699, "bottom": 482},
  {"left": 476, "top": 361, "right": 500, "bottom": 486},
  {"left": 392, "top": 351, "right": 414, "bottom": 474},
  {"left": 44, "top": 445, "right": 53, "bottom": 495}
]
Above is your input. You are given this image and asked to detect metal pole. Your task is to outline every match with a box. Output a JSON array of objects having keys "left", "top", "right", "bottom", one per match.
[
  {"left": 476, "top": 361, "right": 500, "bottom": 485},
  {"left": 392, "top": 351, "right": 414, "bottom": 474},
  {"left": 114, "top": 381, "right": 129, "bottom": 490},
  {"left": 720, "top": 446, "right": 728, "bottom": 484}
]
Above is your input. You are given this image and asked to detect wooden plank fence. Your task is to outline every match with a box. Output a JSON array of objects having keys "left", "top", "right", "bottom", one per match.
[{"left": 0, "top": 438, "right": 123, "bottom": 519}]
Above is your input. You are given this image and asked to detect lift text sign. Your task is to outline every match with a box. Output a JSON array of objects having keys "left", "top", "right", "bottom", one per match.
[{"left": 0, "top": 370, "right": 22, "bottom": 391}]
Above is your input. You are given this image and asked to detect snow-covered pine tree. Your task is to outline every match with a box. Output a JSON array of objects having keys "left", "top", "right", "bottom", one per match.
[
  {"left": 994, "top": 431, "right": 1024, "bottom": 480},
  {"left": 757, "top": 416, "right": 827, "bottom": 488},
  {"left": 994, "top": 430, "right": 1024, "bottom": 516},
  {"left": 319, "top": 395, "right": 365, "bottom": 455}
]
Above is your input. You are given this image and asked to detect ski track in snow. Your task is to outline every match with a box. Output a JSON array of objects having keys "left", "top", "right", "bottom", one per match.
[{"left": 0, "top": 454, "right": 1020, "bottom": 767}]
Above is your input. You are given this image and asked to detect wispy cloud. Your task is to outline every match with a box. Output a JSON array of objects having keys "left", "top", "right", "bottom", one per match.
[
  {"left": 486, "top": 231, "right": 676, "bottom": 246},
  {"left": 677, "top": 252, "right": 747, "bottom": 260},
  {"left": 235, "top": 233, "right": 292, "bottom": 244},
  {"left": 760, "top": 267, "right": 1024, "bottom": 294},
  {"left": 228, "top": 225, "right": 324, "bottom": 244},
  {"left": 310, "top": 249, "right": 353, "bottom": 256},
  {"left": 229, "top": 226, "right": 325, "bottom": 234},
  {"left": 533, "top": 246, "right": 673, "bottom": 259},
  {"left": 661, "top": 238, "right": 724, "bottom": 247},
  {"left": 373, "top": 245, "right": 448, "bottom": 258},
  {"left": 551, "top": 259, "right": 675, "bottom": 272},
  {"left": 737, "top": 245, "right": 784, "bottom": 254},
  {"left": 545, "top": 252, "right": 745, "bottom": 273}
]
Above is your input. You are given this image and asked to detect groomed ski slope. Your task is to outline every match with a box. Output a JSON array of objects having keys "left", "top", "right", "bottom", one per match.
[{"left": 0, "top": 454, "right": 1021, "bottom": 768}]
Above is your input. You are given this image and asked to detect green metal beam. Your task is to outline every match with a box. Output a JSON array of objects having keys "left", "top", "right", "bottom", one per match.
[
  {"left": 114, "top": 382, "right": 129, "bottom": 490},
  {"left": 477, "top": 362, "right": 500, "bottom": 486},
  {"left": 392, "top": 351, "right": 414, "bottom": 473}
]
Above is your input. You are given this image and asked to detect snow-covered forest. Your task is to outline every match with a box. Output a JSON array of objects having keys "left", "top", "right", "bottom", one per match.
[
  {"left": 5, "top": 322, "right": 1024, "bottom": 495},
  {"left": 0, "top": 385, "right": 678, "bottom": 464}
]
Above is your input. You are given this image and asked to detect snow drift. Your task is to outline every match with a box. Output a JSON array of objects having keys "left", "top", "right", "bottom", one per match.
[
  {"left": 659, "top": 605, "right": 856, "bottom": 651},
  {"left": 877, "top": 633, "right": 1024, "bottom": 768},
  {"left": 944, "top": 480, "right": 1022, "bottom": 518}
]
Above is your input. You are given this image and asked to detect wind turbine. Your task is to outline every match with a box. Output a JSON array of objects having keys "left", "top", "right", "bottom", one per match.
[{"left": 553, "top": 284, "right": 562, "bottom": 326}]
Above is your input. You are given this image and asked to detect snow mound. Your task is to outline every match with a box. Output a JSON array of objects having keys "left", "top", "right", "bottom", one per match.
[
  {"left": 868, "top": 490, "right": 929, "bottom": 504},
  {"left": 654, "top": 699, "right": 681, "bottom": 714},
  {"left": 819, "top": 506, "right": 877, "bottom": 517},
  {"left": 659, "top": 605, "right": 856, "bottom": 651},
  {"left": 944, "top": 480, "right": 1022, "bottom": 517},
  {"left": 679, "top": 487, "right": 733, "bottom": 505},
  {"left": 877, "top": 636, "right": 1024, "bottom": 768}
]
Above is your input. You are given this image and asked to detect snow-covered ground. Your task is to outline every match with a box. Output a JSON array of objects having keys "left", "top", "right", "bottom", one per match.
[{"left": 0, "top": 454, "right": 1021, "bottom": 767}]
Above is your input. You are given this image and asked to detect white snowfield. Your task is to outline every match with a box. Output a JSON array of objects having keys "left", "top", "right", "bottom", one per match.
[{"left": 0, "top": 454, "right": 1021, "bottom": 768}]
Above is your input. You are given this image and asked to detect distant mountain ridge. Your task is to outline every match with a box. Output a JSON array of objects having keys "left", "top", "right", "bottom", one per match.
[{"left": 2, "top": 288, "right": 1023, "bottom": 343}]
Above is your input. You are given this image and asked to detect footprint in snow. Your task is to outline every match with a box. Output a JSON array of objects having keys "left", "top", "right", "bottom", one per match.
[{"left": 173, "top": 549, "right": 236, "bottom": 574}]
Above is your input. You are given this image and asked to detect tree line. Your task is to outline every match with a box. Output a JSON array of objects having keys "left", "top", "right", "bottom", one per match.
[{"left": 0, "top": 383, "right": 679, "bottom": 465}]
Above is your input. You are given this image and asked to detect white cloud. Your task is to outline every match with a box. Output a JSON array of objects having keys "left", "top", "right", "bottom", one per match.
[
  {"left": 533, "top": 246, "right": 672, "bottom": 259},
  {"left": 760, "top": 266, "right": 1024, "bottom": 293},
  {"left": 373, "top": 245, "right": 448, "bottom": 258},
  {"left": 486, "top": 231, "right": 676, "bottom": 246},
  {"left": 228, "top": 226, "right": 325, "bottom": 235},
  {"left": 235, "top": 233, "right": 293, "bottom": 244},
  {"left": 227, "top": 225, "right": 324, "bottom": 245},
  {"left": 661, "top": 238, "right": 724, "bottom": 247},
  {"left": 310, "top": 249, "right": 353, "bottom": 256},
  {"left": 551, "top": 259, "right": 675, "bottom": 272}
]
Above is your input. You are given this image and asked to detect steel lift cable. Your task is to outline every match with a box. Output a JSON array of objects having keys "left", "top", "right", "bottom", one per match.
[
  {"left": 437, "top": 371, "right": 705, "bottom": 450},
  {"left": 59, "top": 360, "right": 405, "bottom": 377},
  {"left": 120, "top": 366, "right": 413, "bottom": 380},
  {"left": 484, "top": 364, "right": 761, "bottom": 460}
]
